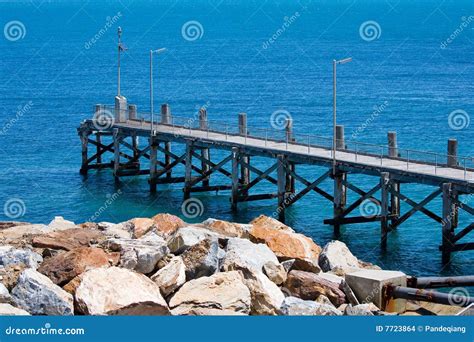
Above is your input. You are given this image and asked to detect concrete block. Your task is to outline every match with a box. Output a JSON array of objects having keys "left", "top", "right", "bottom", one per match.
[
  {"left": 115, "top": 95, "right": 127, "bottom": 123},
  {"left": 345, "top": 269, "right": 407, "bottom": 313},
  {"left": 128, "top": 104, "right": 137, "bottom": 120}
]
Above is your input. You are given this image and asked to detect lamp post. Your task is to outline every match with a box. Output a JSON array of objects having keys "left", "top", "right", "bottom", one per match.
[
  {"left": 117, "top": 27, "right": 128, "bottom": 97},
  {"left": 150, "top": 48, "right": 167, "bottom": 136},
  {"left": 332, "top": 57, "right": 352, "bottom": 175}
]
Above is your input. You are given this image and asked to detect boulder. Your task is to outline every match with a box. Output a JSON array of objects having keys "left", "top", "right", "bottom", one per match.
[
  {"left": 171, "top": 306, "right": 246, "bottom": 316},
  {"left": 37, "top": 247, "right": 110, "bottom": 285},
  {"left": 0, "top": 283, "right": 12, "bottom": 303},
  {"left": 0, "top": 245, "right": 43, "bottom": 269},
  {"left": 263, "top": 261, "right": 287, "bottom": 285},
  {"left": 97, "top": 222, "right": 131, "bottom": 239},
  {"left": 315, "top": 294, "right": 334, "bottom": 306},
  {"left": 201, "top": 218, "right": 251, "bottom": 238},
  {"left": 281, "top": 259, "right": 295, "bottom": 272},
  {"left": 250, "top": 215, "right": 294, "bottom": 232},
  {"left": 63, "top": 275, "right": 83, "bottom": 295},
  {"left": 11, "top": 269, "right": 74, "bottom": 315},
  {"left": 238, "top": 267, "right": 285, "bottom": 315},
  {"left": 319, "top": 240, "right": 360, "bottom": 272},
  {"left": 47, "top": 216, "right": 77, "bottom": 230},
  {"left": 249, "top": 221, "right": 321, "bottom": 272},
  {"left": 181, "top": 239, "right": 219, "bottom": 280},
  {"left": 150, "top": 256, "right": 186, "bottom": 297},
  {"left": 152, "top": 213, "right": 186, "bottom": 238},
  {"left": 279, "top": 296, "right": 342, "bottom": 316},
  {"left": 32, "top": 228, "right": 104, "bottom": 251},
  {"left": 0, "top": 303, "right": 30, "bottom": 315},
  {"left": 125, "top": 218, "right": 156, "bottom": 239},
  {"left": 344, "top": 303, "right": 376, "bottom": 316},
  {"left": 221, "top": 237, "right": 279, "bottom": 272},
  {"left": 168, "top": 226, "right": 220, "bottom": 254},
  {"left": 104, "top": 234, "right": 169, "bottom": 274},
  {"left": 0, "top": 224, "right": 49, "bottom": 248},
  {"left": 75, "top": 267, "right": 170, "bottom": 315},
  {"left": 0, "top": 264, "right": 26, "bottom": 290},
  {"left": 284, "top": 270, "right": 346, "bottom": 306},
  {"left": 0, "top": 221, "right": 30, "bottom": 230},
  {"left": 169, "top": 271, "right": 251, "bottom": 315}
]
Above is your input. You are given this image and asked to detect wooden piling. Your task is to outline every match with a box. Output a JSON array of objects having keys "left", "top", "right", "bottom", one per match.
[
  {"left": 380, "top": 172, "right": 390, "bottom": 249},
  {"left": 277, "top": 155, "right": 287, "bottom": 222},
  {"left": 113, "top": 128, "right": 121, "bottom": 182},
  {"left": 231, "top": 147, "right": 239, "bottom": 210},
  {"left": 184, "top": 140, "right": 193, "bottom": 200},
  {"left": 286, "top": 119, "right": 295, "bottom": 194},
  {"left": 239, "top": 113, "right": 250, "bottom": 194},
  {"left": 149, "top": 135, "right": 158, "bottom": 192},
  {"left": 128, "top": 104, "right": 137, "bottom": 120},
  {"left": 200, "top": 108, "right": 210, "bottom": 187},
  {"left": 447, "top": 139, "right": 458, "bottom": 168},
  {"left": 388, "top": 132, "right": 400, "bottom": 225},
  {"left": 333, "top": 125, "right": 347, "bottom": 235},
  {"left": 161, "top": 104, "right": 172, "bottom": 179},
  {"left": 79, "top": 127, "right": 89, "bottom": 175},
  {"left": 442, "top": 183, "right": 455, "bottom": 263}
]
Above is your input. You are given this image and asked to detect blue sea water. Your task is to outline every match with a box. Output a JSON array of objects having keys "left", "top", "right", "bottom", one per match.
[{"left": 0, "top": 0, "right": 473, "bottom": 277}]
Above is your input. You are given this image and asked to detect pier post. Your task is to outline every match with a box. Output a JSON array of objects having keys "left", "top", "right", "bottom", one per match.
[
  {"left": 161, "top": 104, "right": 172, "bottom": 179},
  {"left": 200, "top": 108, "right": 210, "bottom": 187},
  {"left": 277, "top": 155, "right": 287, "bottom": 222},
  {"left": 333, "top": 125, "right": 346, "bottom": 235},
  {"left": 239, "top": 113, "right": 250, "bottom": 195},
  {"left": 442, "top": 183, "right": 455, "bottom": 263},
  {"left": 128, "top": 104, "right": 137, "bottom": 120},
  {"left": 380, "top": 172, "right": 390, "bottom": 249},
  {"left": 184, "top": 140, "right": 193, "bottom": 200},
  {"left": 286, "top": 119, "right": 295, "bottom": 194},
  {"left": 113, "top": 128, "right": 122, "bottom": 182},
  {"left": 114, "top": 96, "right": 127, "bottom": 123},
  {"left": 149, "top": 135, "right": 158, "bottom": 192},
  {"left": 388, "top": 132, "right": 400, "bottom": 224},
  {"left": 231, "top": 147, "right": 239, "bottom": 210},
  {"left": 79, "top": 127, "right": 89, "bottom": 175},
  {"left": 447, "top": 139, "right": 458, "bottom": 168}
]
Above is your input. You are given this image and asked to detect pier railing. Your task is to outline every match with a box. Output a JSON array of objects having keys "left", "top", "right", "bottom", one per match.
[{"left": 97, "top": 106, "right": 474, "bottom": 181}]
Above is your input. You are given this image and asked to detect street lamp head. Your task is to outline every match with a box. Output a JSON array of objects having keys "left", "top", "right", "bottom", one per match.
[
  {"left": 336, "top": 57, "right": 352, "bottom": 65},
  {"left": 118, "top": 26, "right": 122, "bottom": 37},
  {"left": 151, "top": 48, "right": 167, "bottom": 54}
]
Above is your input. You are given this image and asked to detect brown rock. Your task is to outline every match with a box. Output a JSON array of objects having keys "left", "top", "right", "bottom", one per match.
[
  {"left": 63, "top": 275, "right": 83, "bottom": 295},
  {"left": 0, "top": 264, "right": 26, "bottom": 290},
  {"left": 250, "top": 215, "right": 294, "bottom": 232},
  {"left": 284, "top": 270, "right": 346, "bottom": 306},
  {"left": 249, "top": 220, "right": 321, "bottom": 271},
  {"left": 152, "top": 214, "right": 186, "bottom": 238},
  {"left": 32, "top": 228, "right": 105, "bottom": 251},
  {"left": 79, "top": 222, "right": 99, "bottom": 230},
  {"left": 38, "top": 247, "right": 110, "bottom": 285},
  {"left": 127, "top": 218, "right": 156, "bottom": 239},
  {"left": 201, "top": 218, "right": 251, "bottom": 238}
]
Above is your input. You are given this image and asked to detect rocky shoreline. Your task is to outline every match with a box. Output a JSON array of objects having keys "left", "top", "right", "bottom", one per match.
[{"left": 0, "top": 214, "right": 460, "bottom": 316}]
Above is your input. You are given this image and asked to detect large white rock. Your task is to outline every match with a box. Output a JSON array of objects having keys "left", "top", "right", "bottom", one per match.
[
  {"left": 318, "top": 240, "right": 359, "bottom": 272},
  {"left": 221, "top": 238, "right": 279, "bottom": 272},
  {"left": 104, "top": 234, "right": 169, "bottom": 274},
  {"left": 75, "top": 267, "right": 170, "bottom": 315},
  {"left": 239, "top": 268, "right": 285, "bottom": 315},
  {"left": 11, "top": 269, "right": 74, "bottom": 315},
  {"left": 169, "top": 271, "right": 251, "bottom": 315},
  {"left": 0, "top": 283, "right": 12, "bottom": 303},
  {"left": 0, "top": 303, "right": 30, "bottom": 315},
  {"left": 48, "top": 216, "right": 77, "bottom": 231},
  {"left": 0, "top": 245, "right": 43, "bottom": 269},
  {"left": 150, "top": 256, "right": 186, "bottom": 297},
  {"left": 168, "top": 227, "right": 221, "bottom": 254},
  {"left": 279, "top": 296, "right": 342, "bottom": 316},
  {"left": 97, "top": 222, "right": 132, "bottom": 239}
]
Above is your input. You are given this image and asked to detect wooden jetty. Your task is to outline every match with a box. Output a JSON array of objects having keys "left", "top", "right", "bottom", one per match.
[{"left": 78, "top": 98, "right": 474, "bottom": 263}]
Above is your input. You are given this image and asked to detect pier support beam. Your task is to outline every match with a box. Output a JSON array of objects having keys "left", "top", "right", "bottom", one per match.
[
  {"left": 286, "top": 119, "right": 295, "bottom": 194},
  {"left": 149, "top": 135, "right": 158, "bottom": 192},
  {"left": 79, "top": 126, "right": 90, "bottom": 175},
  {"left": 162, "top": 104, "right": 172, "bottom": 179},
  {"left": 388, "top": 132, "right": 400, "bottom": 225},
  {"left": 333, "top": 125, "right": 347, "bottom": 236},
  {"left": 200, "top": 108, "right": 210, "bottom": 187},
  {"left": 380, "top": 172, "right": 390, "bottom": 249},
  {"left": 277, "top": 155, "right": 287, "bottom": 222},
  {"left": 441, "top": 183, "right": 455, "bottom": 264},
  {"left": 239, "top": 113, "right": 250, "bottom": 195},
  {"left": 231, "top": 147, "right": 240, "bottom": 210},
  {"left": 184, "top": 140, "right": 193, "bottom": 200},
  {"left": 113, "top": 128, "right": 123, "bottom": 182}
]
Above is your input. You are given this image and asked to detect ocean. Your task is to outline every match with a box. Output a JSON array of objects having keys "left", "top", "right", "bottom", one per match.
[{"left": 0, "top": 0, "right": 473, "bottom": 277}]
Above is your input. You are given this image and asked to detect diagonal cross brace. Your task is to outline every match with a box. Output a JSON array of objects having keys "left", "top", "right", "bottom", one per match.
[{"left": 392, "top": 188, "right": 442, "bottom": 228}]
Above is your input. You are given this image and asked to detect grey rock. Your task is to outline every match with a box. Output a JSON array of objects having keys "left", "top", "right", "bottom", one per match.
[
  {"left": 281, "top": 259, "right": 295, "bottom": 273},
  {"left": 168, "top": 226, "right": 221, "bottom": 254},
  {"left": 0, "top": 303, "right": 30, "bottom": 316},
  {"left": 11, "top": 269, "right": 73, "bottom": 315},
  {"left": 221, "top": 238, "right": 279, "bottom": 272},
  {"left": 97, "top": 222, "right": 132, "bottom": 239},
  {"left": 150, "top": 256, "right": 186, "bottom": 297},
  {"left": 279, "top": 296, "right": 342, "bottom": 316},
  {"left": 181, "top": 239, "right": 219, "bottom": 280},
  {"left": 263, "top": 261, "right": 287, "bottom": 285},
  {"left": 344, "top": 303, "right": 375, "bottom": 316},
  {"left": 0, "top": 245, "right": 43, "bottom": 269},
  {"left": 319, "top": 240, "right": 360, "bottom": 272},
  {"left": 0, "top": 283, "right": 12, "bottom": 303}
]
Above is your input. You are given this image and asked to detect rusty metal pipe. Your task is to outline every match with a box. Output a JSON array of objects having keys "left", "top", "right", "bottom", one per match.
[
  {"left": 388, "top": 285, "right": 474, "bottom": 307},
  {"left": 408, "top": 275, "right": 474, "bottom": 289}
]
